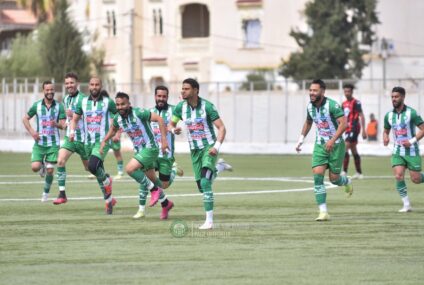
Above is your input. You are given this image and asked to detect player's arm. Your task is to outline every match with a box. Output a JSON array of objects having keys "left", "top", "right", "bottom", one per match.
[
  {"left": 169, "top": 116, "right": 182, "bottom": 135},
  {"left": 69, "top": 113, "right": 81, "bottom": 142},
  {"left": 22, "top": 114, "right": 39, "bottom": 141},
  {"left": 151, "top": 112, "right": 169, "bottom": 153},
  {"left": 99, "top": 124, "right": 118, "bottom": 155},
  {"left": 325, "top": 116, "right": 346, "bottom": 152},
  {"left": 209, "top": 118, "right": 226, "bottom": 156},
  {"left": 383, "top": 113, "right": 391, "bottom": 146},
  {"left": 402, "top": 124, "right": 424, "bottom": 148},
  {"left": 56, "top": 118, "right": 67, "bottom": 130},
  {"left": 296, "top": 119, "right": 313, "bottom": 152}
]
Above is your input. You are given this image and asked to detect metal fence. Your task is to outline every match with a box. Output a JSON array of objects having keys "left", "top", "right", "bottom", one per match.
[{"left": 2, "top": 78, "right": 424, "bottom": 144}]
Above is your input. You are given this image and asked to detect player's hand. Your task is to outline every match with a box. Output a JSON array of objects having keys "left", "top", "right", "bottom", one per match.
[
  {"left": 362, "top": 131, "right": 367, "bottom": 140},
  {"left": 383, "top": 136, "right": 389, "bottom": 146},
  {"left": 325, "top": 139, "right": 335, "bottom": 152},
  {"left": 69, "top": 131, "right": 75, "bottom": 142},
  {"left": 66, "top": 109, "right": 73, "bottom": 118},
  {"left": 173, "top": 127, "right": 182, "bottom": 135},
  {"left": 209, "top": 147, "right": 218, "bottom": 156},
  {"left": 32, "top": 132, "right": 40, "bottom": 141},
  {"left": 401, "top": 140, "right": 412, "bottom": 148},
  {"left": 295, "top": 142, "right": 302, "bottom": 153},
  {"left": 161, "top": 140, "right": 169, "bottom": 154},
  {"left": 99, "top": 141, "right": 105, "bottom": 155},
  {"left": 112, "top": 136, "right": 120, "bottom": 143}
]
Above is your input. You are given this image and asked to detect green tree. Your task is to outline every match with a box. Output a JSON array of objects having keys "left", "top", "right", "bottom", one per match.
[
  {"left": 241, "top": 69, "right": 272, "bottom": 91},
  {"left": 280, "top": 0, "right": 379, "bottom": 80},
  {"left": 39, "top": 0, "right": 90, "bottom": 82},
  {"left": 0, "top": 26, "right": 48, "bottom": 78}
]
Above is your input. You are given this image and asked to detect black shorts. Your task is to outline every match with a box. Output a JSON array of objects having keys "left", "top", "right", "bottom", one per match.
[{"left": 344, "top": 131, "right": 359, "bottom": 143}]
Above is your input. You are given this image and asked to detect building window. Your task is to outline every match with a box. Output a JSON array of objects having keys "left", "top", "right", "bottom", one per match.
[
  {"left": 153, "top": 8, "right": 163, "bottom": 35},
  {"left": 112, "top": 11, "right": 116, "bottom": 36},
  {"left": 242, "top": 19, "right": 261, "bottom": 48},
  {"left": 181, "top": 3, "right": 209, "bottom": 38}
]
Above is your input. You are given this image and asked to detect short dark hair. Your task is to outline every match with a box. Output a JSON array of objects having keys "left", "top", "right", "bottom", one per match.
[
  {"left": 343, "top": 83, "right": 354, "bottom": 90},
  {"left": 115, "top": 92, "right": 130, "bottom": 100},
  {"left": 65, "top": 72, "right": 78, "bottom": 81},
  {"left": 99, "top": 90, "right": 109, "bottom": 97},
  {"left": 155, "top": 85, "right": 169, "bottom": 95},
  {"left": 42, "top": 80, "right": 53, "bottom": 89},
  {"left": 183, "top": 78, "right": 199, "bottom": 90},
  {"left": 392, "top": 86, "right": 406, "bottom": 96},
  {"left": 311, "top": 79, "right": 326, "bottom": 90}
]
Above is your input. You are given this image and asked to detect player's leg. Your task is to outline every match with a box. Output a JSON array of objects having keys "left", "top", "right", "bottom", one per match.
[
  {"left": 155, "top": 157, "right": 175, "bottom": 189},
  {"left": 329, "top": 142, "right": 353, "bottom": 196},
  {"left": 54, "top": 142, "right": 74, "bottom": 204},
  {"left": 127, "top": 148, "right": 162, "bottom": 208},
  {"left": 312, "top": 164, "right": 329, "bottom": 221},
  {"left": 350, "top": 133, "right": 363, "bottom": 179},
  {"left": 145, "top": 168, "right": 174, "bottom": 219},
  {"left": 392, "top": 156, "right": 410, "bottom": 212},
  {"left": 112, "top": 140, "right": 124, "bottom": 179},
  {"left": 88, "top": 143, "right": 116, "bottom": 214},
  {"left": 31, "top": 144, "right": 45, "bottom": 176},
  {"left": 198, "top": 147, "right": 218, "bottom": 230},
  {"left": 216, "top": 158, "right": 233, "bottom": 174},
  {"left": 41, "top": 147, "right": 58, "bottom": 202},
  {"left": 342, "top": 134, "right": 352, "bottom": 175}
]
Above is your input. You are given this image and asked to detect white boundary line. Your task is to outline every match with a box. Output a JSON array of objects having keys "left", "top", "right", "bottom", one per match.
[{"left": 0, "top": 176, "right": 340, "bottom": 202}]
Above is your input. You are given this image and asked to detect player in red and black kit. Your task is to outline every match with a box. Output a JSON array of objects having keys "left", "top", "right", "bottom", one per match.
[{"left": 342, "top": 84, "right": 367, "bottom": 179}]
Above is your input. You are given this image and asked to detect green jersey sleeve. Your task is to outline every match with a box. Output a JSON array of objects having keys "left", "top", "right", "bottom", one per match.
[
  {"left": 206, "top": 101, "right": 220, "bottom": 121},
  {"left": 172, "top": 102, "right": 183, "bottom": 123},
  {"left": 135, "top": 108, "right": 151, "bottom": 122},
  {"left": 412, "top": 109, "right": 424, "bottom": 126},
  {"left": 307, "top": 110, "right": 313, "bottom": 122},
  {"left": 58, "top": 103, "right": 66, "bottom": 120},
  {"left": 27, "top": 102, "right": 37, "bottom": 118},
  {"left": 330, "top": 101, "right": 344, "bottom": 119},
  {"left": 113, "top": 113, "right": 120, "bottom": 129},
  {"left": 384, "top": 113, "right": 391, "bottom": 130},
  {"left": 75, "top": 99, "right": 83, "bottom": 115},
  {"left": 108, "top": 98, "right": 117, "bottom": 114}
]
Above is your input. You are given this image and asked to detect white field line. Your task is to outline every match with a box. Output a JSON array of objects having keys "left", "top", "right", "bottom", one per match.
[{"left": 0, "top": 176, "right": 341, "bottom": 202}]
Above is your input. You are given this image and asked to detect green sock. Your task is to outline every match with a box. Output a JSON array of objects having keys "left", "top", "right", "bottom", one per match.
[
  {"left": 396, "top": 180, "right": 407, "bottom": 198},
  {"left": 139, "top": 185, "right": 148, "bottom": 206},
  {"left": 314, "top": 174, "right": 326, "bottom": 205},
  {"left": 117, "top": 160, "right": 123, "bottom": 174},
  {"left": 44, "top": 173, "right": 53, "bottom": 194},
  {"left": 167, "top": 169, "right": 176, "bottom": 187},
  {"left": 129, "top": 169, "right": 154, "bottom": 190},
  {"left": 331, "top": 175, "right": 348, "bottom": 186},
  {"left": 57, "top": 166, "right": 66, "bottom": 190},
  {"left": 95, "top": 166, "right": 107, "bottom": 182},
  {"left": 421, "top": 173, "right": 424, "bottom": 183},
  {"left": 200, "top": 177, "right": 214, "bottom": 211}
]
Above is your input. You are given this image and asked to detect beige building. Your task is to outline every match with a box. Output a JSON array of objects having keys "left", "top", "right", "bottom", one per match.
[
  {"left": 68, "top": 0, "right": 424, "bottom": 93},
  {"left": 69, "top": 0, "right": 308, "bottom": 91}
]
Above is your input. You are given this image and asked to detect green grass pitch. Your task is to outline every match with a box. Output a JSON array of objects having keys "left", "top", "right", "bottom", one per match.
[{"left": 1, "top": 152, "right": 424, "bottom": 284}]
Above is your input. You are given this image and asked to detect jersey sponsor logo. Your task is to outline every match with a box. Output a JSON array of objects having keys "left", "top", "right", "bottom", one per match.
[
  {"left": 41, "top": 129, "right": 56, "bottom": 135},
  {"left": 41, "top": 120, "right": 55, "bottom": 127},
  {"left": 316, "top": 120, "right": 330, "bottom": 129},
  {"left": 86, "top": 115, "right": 103, "bottom": 123},
  {"left": 40, "top": 115, "right": 53, "bottom": 120},
  {"left": 128, "top": 129, "right": 143, "bottom": 139},
  {"left": 344, "top": 107, "right": 350, "bottom": 117},
  {"left": 87, "top": 126, "right": 101, "bottom": 133},
  {"left": 191, "top": 131, "right": 207, "bottom": 140}
]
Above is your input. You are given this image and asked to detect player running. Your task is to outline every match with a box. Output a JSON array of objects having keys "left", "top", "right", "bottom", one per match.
[{"left": 296, "top": 79, "right": 353, "bottom": 221}]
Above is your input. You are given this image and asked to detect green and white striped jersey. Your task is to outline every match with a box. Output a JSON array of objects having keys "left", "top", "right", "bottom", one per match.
[
  {"left": 384, "top": 105, "right": 424, "bottom": 156},
  {"left": 172, "top": 98, "right": 219, "bottom": 150},
  {"left": 306, "top": 97, "right": 344, "bottom": 145},
  {"left": 63, "top": 91, "right": 86, "bottom": 142},
  {"left": 27, "top": 99, "right": 66, "bottom": 147},
  {"left": 150, "top": 104, "right": 175, "bottom": 158},
  {"left": 75, "top": 94, "right": 117, "bottom": 144},
  {"left": 113, "top": 107, "right": 157, "bottom": 152}
]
